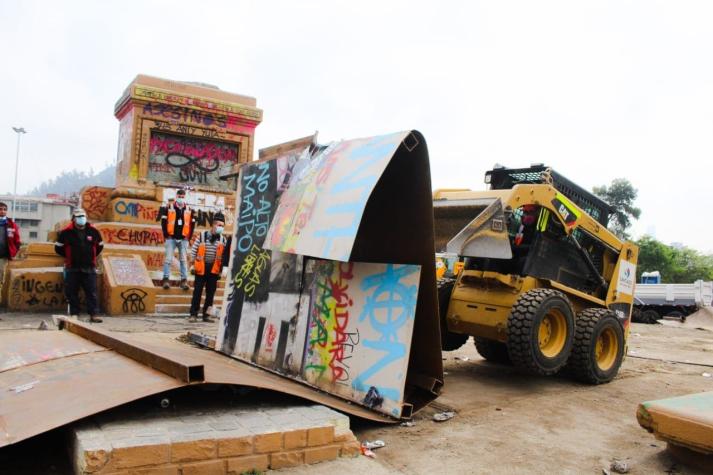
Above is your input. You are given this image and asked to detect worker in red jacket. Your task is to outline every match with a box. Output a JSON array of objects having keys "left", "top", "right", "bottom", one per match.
[
  {"left": 0, "top": 201, "right": 21, "bottom": 300},
  {"left": 55, "top": 208, "right": 104, "bottom": 322}
]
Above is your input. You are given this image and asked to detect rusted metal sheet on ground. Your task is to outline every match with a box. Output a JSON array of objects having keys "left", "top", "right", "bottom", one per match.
[
  {"left": 0, "top": 330, "right": 107, "bottom": 373},
  {"left": 637, "top": 391, "right": 713, "bottom": 454},
  {"left": 217, "top": 130, "right": 443, "bottom": 419},
  {"left": 0, "top": 327, "right": 392, "bottom": 448},
  {"left": 0, "top": 330, "right": 183, "bottom": 448}
]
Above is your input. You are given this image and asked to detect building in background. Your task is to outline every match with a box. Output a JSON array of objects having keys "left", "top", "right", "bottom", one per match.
[{"left": 0, "top": 195, "right": 75, "bottom": 243}]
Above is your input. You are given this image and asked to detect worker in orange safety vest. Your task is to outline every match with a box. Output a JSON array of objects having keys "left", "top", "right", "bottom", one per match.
[
  {"left": 188, "top": 213, "right": 230, "bottom": 322},
  {"left": 160, "top": 189, "right": 196, "bottom": 290}
]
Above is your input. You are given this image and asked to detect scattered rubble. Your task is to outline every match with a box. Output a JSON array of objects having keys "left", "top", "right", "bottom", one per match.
[
  {"left": 433, "top": 411, "right": 455, "bottom": 422},
  {"left": 610, "top": 459, "right": 630, "bottom": 473}
]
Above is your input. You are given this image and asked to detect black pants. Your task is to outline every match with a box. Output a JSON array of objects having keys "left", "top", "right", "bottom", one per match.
[
  {"left": 65, "top": 270, "right": 99, "bottom": 316},
  {"left": 190, "top": 272, "right": 220, "bottom": 316}
]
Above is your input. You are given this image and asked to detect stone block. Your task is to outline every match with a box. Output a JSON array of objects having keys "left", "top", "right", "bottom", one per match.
[
  {"left": 111, "top": 437, "right": 170, "bottom": 469},
  {"left": 304, "top": 444, "right": 341, "bottom": 464},
  {"left": 100, "top": 254, "right": 156, "bottom": 315},
  {"left": 334, "top": 428, "right": 357, "bottom": 443},
  {"left": 129, "top": 466, "right": 181, "bottom": 475},
  {"left": 74, "top": 437, "right": 111, "bottom": 473},
  {"left": 340, "top": 440, "right": 362, "bottom": 458},
  {"left": 216, "top": 434, "right": 253, "bottom": 457},
  {"left": 171, "top": 438, "right": 217, "bottom": 462},
  {"left": 253, "top": 432, "right": 282, "bottom": 454},
  {"left": 307, "top": 426, "right": 334, "bottom": 447},
  {"left": 226, "top": 454, "right": 269, "bottom": 474},
  {"left": 283, "top": 429, "right": 307, "bottom": 450},
  {"left": 180, "top": 459, "right": 226, "bottom": 475},
  {"left": 269, "top": 450, "right": 305, "bottom": 469}
]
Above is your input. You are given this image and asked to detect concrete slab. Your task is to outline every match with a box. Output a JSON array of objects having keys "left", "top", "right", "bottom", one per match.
[{"left": 637, "top": 391, "right": 713, "bottom": 454}]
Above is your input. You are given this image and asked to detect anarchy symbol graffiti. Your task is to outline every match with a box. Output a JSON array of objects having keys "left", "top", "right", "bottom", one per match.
[{"left": 120, "top": 288, "right": 148, "bottom": 313}]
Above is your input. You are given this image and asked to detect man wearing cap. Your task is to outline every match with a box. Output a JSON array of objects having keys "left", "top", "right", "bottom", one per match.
[
  {"left": 159, "top": 189, "right": 195, "bottom": 290},
  {"left": 188, "top": 213, "right": 229, "bottom": 322},
  {"left": 0, "top": 201, "right": 21, "bottom": 300},
  {"left": 55, "top": 208, "right": 104, "bottom": 322}
]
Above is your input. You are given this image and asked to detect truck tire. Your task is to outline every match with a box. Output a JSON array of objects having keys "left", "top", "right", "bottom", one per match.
[
  {"left": 474, "top": 337, "right": 511, "bottom": 364},
  {"left": 642, "top": 309, "right": 660, "bottom": 324},
  {"left": 438, "top": 279, "right": 468, "bottom": 351},
  {"left": 566, "top": 308, "right": 625, "bottom": 384},
  {"left": 631, "top": 308, "right": 645, "bottom": 323},
  {"left": 506, "top": 289, "right": 575, "bottom": 376}
]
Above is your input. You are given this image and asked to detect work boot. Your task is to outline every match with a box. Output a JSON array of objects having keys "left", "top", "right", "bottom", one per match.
[
  {"left": 162, "top": 278, "right": 170, "bottom": 290},
  {"left": 89, "top": 315, "right": 103, "bottom": 323},
  {"left": 180, "top": 279, "right": 189, "bottom": 291}
]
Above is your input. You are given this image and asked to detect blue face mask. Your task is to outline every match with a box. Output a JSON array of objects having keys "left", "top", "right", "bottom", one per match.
[
  {"left": 215, "top": 226, "right": 224, "bottom": 235},
  {"left": 75, "top": 217, "right": 87, "bottom": 226},
  {"left": 175, "top": 197, "right": 185, "bottom": 205}
]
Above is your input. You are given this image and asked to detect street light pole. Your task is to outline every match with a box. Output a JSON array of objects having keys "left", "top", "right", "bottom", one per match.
[{"left": 11, "top": 127, "right": 27, "bottom": 217}]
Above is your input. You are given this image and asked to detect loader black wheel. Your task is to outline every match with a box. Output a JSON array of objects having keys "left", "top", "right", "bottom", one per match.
[
  {"left": 438, "top": 279, "right": 468, "bottom": 351},
  {"left": 566, "top": 308, "right": 625, "bottom": 384},
  {"left": 506, "top": 289, "right": 575, "bottom": 375},
  {"left": 474, "top": 337, "right": 511, "bottom": 364}
]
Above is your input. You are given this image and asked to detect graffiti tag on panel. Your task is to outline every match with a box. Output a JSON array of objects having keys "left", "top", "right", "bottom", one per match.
[
  {"left": 265, "top": 131, "right": 409, "bottom": 261},
  {"left": 302, "top": 260, "right": 420, "bottom": 417},
  {"left": 148, "top": 131, "right": 238, "bottom": 191}
]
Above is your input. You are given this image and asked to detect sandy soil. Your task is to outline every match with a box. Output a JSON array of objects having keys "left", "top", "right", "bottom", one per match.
[
  {"left": 1, "top": 313, "right": 712, "bottom": 474},
  {"left": 305, "top": 322, "right": 713, "bottom": 475}
]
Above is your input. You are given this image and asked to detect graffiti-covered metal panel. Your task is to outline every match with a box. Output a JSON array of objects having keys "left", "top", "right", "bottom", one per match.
[{"left": 217, "top": 130, "right": 442, "bottom": 419}]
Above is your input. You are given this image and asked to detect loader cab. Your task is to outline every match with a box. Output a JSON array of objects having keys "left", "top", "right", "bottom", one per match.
[{"left": 461, "top": 199, "right": 610, "bottom": 300}]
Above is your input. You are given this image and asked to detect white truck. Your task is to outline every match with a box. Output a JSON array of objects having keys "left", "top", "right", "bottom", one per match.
[{"left": 632, "top": 272, "right": 713, "bottom": 323}]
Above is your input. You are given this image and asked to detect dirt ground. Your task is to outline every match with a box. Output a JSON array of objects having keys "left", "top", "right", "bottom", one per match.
[{"left": 1, "top": 310, "right": 712, "bottom": 474}]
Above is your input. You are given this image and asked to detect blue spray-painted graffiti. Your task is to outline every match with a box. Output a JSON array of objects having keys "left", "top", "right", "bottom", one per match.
[
  {"left": 313, "top": 135, "right": 402, "bottom": 260},
  {"left": 352, "top": 264, "right": 419, "bottom": 402}
]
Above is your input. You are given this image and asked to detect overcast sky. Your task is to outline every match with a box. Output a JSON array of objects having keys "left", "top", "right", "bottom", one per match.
[{"left": 1, "top": 1, "right": 711, "bottom": 252}]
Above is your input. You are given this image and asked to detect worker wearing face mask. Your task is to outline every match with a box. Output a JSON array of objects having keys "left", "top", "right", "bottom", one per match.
[
  {"left": 54, "top": 208, "right": 104, "bottom": 322},
  {"left": 159, "top": 189, "right": 195, "bottom": 290},
  {"left": 188, "top": 213, "right": 230, "bottom": 322},
  {"left": 0, "top": 201, "right": 21, "bottom": 300}
]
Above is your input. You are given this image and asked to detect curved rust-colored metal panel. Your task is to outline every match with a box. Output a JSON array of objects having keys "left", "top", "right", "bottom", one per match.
[{"left": 0, "top": 327, "right": 392, "bottom": 449}]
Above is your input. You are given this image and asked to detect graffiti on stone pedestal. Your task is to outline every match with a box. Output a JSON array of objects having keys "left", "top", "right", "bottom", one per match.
[
  {"left": 113, "top": 200, "right": 160, "bottom": 222},
  {"left": 82, "top": 186, "right": 111, "bottom": 221},
  {"left": 101, "top": 226, "right": 164, "bottom": 246},
  {"left": 120, "top": 288, "right": 147, "bottom": 313},
  {"left": 10, "top": 274, "right": 67, "bottom": 310},
  {"left": 147, "top": 131, "right": 238, "bottom": 191}
]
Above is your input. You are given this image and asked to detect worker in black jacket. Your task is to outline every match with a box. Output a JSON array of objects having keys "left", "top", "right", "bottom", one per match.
[{"left": 55, "top": 208, "right": 104, "bottom": 322}]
